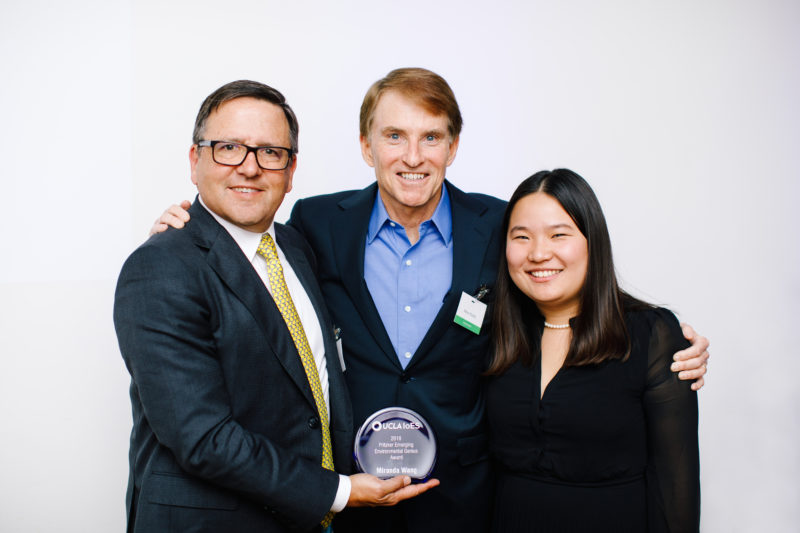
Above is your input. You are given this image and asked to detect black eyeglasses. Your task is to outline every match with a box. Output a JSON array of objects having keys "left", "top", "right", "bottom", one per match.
[{"left": 197, "top": 140, "right": 294, "bottom": 170}]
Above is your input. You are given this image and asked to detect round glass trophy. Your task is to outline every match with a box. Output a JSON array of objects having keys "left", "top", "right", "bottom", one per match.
[{"left": 354, "top": 407, "right": 437, "bottom": 481}]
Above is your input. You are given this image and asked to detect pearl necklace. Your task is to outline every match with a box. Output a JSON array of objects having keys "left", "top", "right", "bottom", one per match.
[{"left": 544, "top": 321, "right": 570, "bottom": 329}]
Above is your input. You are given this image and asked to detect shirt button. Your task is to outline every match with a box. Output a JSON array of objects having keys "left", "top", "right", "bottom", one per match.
[
  {"left": 405, "top": 259, "right": 412, "bottom": 266},
  {"left": 404, "top": 305, "right": 411, "bottom": 312},
  {"left": 404, "top": 352, "right": 412, "bottom": 358},
  {"left": 389, "top": 222, "right": 396, "bottom": 227}
]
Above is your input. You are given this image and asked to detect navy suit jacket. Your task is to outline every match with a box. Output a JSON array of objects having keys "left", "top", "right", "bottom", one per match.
[
  {"left": 288, "top": 181, "right": 506, "bottom": 533},
  {"left": 114, "top": 200, "right": 353, "bottom": 533}
]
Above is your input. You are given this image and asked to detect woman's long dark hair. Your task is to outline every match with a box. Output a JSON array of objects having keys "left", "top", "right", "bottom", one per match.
[{"left": 487, "top": 169, "right": 649, "bottom": 375}]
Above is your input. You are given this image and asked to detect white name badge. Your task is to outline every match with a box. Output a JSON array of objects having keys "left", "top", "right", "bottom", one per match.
[{"left": 453, "top": 292, "right": 487, "bottom": 335}]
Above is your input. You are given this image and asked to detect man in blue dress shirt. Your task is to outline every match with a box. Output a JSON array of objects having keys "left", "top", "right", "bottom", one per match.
[{"left": 154, "top": 68, "right": 710, "bottom": 533}]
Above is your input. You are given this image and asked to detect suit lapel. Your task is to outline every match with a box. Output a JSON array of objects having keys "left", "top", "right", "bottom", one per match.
[
  {"left": 188, "top": 203, "right": 317, "bottom": 410},
  {"left": 275, "top": 224, "right": 320, "bottom": 329},
  {"left": 448, "top": 183, "right": 496, "bottom": 300},
  {"left": 332, "top": 184, "right": 399, "bottom": 368},
  {"left": 276, "top": 224, "right": 353, "bottom": 434},
  {"left": 409, "top": 182, "right": 496, "bottom": 367}
]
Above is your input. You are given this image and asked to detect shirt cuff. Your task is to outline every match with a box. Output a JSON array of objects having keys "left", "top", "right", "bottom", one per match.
[{"left": 331, "top": 474, "right": 351, "bottom": 513}]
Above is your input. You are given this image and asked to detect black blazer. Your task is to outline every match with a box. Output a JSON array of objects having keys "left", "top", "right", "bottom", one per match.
[
  {"left": 289, "top": 181, "right": 506, "bottom": 533},
  {"left": 114, "top": 200, "right": 353, "bottom": 533}
]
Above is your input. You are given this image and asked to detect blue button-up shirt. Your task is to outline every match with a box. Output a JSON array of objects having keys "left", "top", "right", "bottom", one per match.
[{"left": 364, "top": 186, "right": 453, "bottom": 369}]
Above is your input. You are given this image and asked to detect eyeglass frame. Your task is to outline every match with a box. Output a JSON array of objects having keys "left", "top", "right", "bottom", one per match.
[{"left": 196, "top": 140, "right": 295, "bottom": 170}]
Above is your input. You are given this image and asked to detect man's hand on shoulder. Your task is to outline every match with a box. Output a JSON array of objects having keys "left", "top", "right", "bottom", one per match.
[
  {"left": 150, "top": 200, "right": 192, "bottom": 236},
  {"left": 672, "top": 322, "right": 710, "bottom": 391},
  {"left": 347, "top": 473, "right": 439, "bottom": 507}
]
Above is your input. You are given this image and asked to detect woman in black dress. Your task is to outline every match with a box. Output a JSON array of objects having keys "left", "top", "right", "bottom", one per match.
[{"left": 486, "top": 169, "right": 699, "bottom": 532}]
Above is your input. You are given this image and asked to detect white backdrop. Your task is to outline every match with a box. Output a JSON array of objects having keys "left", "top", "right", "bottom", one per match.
[{"left": 1, "top": 1, "right": 798, "bottom": 531}]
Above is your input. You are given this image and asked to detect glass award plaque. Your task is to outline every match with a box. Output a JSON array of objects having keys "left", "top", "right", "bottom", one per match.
[{"left": 354, "top": 407, "right": 437, "bottom": 480}]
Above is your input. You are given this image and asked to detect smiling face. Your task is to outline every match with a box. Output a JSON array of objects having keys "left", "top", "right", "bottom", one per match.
[
  {"left": 360, "top": 90, "right": 459, "bottom": 225},
  {"left": 506, "top": 192, "right": 589, "bottom": 319},
  {"left": 190, "top": 97, "right": 295, "bottom": 233}
]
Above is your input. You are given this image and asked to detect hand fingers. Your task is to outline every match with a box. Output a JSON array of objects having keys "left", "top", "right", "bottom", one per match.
[
  {"left": 680, "top": 321, "right": 696, "bottom": 341},
  {"left": 347, "top": 474, "right": 439, "bottom": 507},
  {"left": 678, "top": 323, "right": 711, "bottom": 360},
  {"left": 149, "top": 202, "right": 192, "bottom": 236},
  {"left": 149, "top": 209, "right": 189, "bottom": 236},
  {"left": 671, "top": 350, "right": 709, "bottom": 372},
  {"left": 690, "top": 376, "right": 705, "bottom": 391},
  {"left": 165, "top": 204, "right": 191, "bottom": 223},
  {"left": 672, "top": 348, "right": 708, "bottom": 388},
  {"left": 148, "top": 222, "right": 168, "bottom": 236},
  {"left": 396, "top": 479, "right": 440, "bottom": 499},
  {"left": 380, "top": 475, "right": 412, "bottom": 494},
  {"left": 677, "top": 364, "right": 707, "bottom": 381},
  {"left": 673, "top": 338, "right": 710, "bottom": 362},
  {"left": 160, "top": 212, "right": 188, "bottom": 229},
  {"left": 380, "top": 478, "right": 440, "bottom": 505}
]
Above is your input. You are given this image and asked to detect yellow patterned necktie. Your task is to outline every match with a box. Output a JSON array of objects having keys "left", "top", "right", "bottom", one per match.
[{"left": 257, "top": 233, "right": 336, "bottom": 527}]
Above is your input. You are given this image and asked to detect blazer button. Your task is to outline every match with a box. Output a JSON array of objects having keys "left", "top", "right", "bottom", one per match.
[
  {"left": 400, "top": 373, "right": 414, "bottom": 384},
  {"left": 308, "top": 416, "right": 320, "bottom": 429}
]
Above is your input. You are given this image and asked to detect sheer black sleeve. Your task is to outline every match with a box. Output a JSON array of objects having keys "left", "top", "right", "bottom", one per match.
[{"left": 642, "top": 308, "right": 701, "bottom": 532}]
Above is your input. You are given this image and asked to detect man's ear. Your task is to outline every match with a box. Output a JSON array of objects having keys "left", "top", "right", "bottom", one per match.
[
  {"left": 284, "top": 155, "right": 297, "bottom": 194},
  {"left": 360, "top": 135, "right": 375, "bottom": 167},
  {"left": 189, "top": 144, "right": 200, "bottom": 186},
  {"left": 446, "top": 135, "right": 460, "bottom": 167}
]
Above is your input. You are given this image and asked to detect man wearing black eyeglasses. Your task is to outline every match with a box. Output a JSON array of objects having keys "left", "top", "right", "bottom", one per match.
[{"left": 115, "top": 80, "right": 437, "bottom": 533}]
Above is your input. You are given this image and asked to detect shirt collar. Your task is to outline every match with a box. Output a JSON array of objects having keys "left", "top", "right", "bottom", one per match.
[
  {"left": 366, "top": 183, "right": 453, "bottom": 246},
  {"left": 198, "top": 196, "right": 274, "bottom": 260}
]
